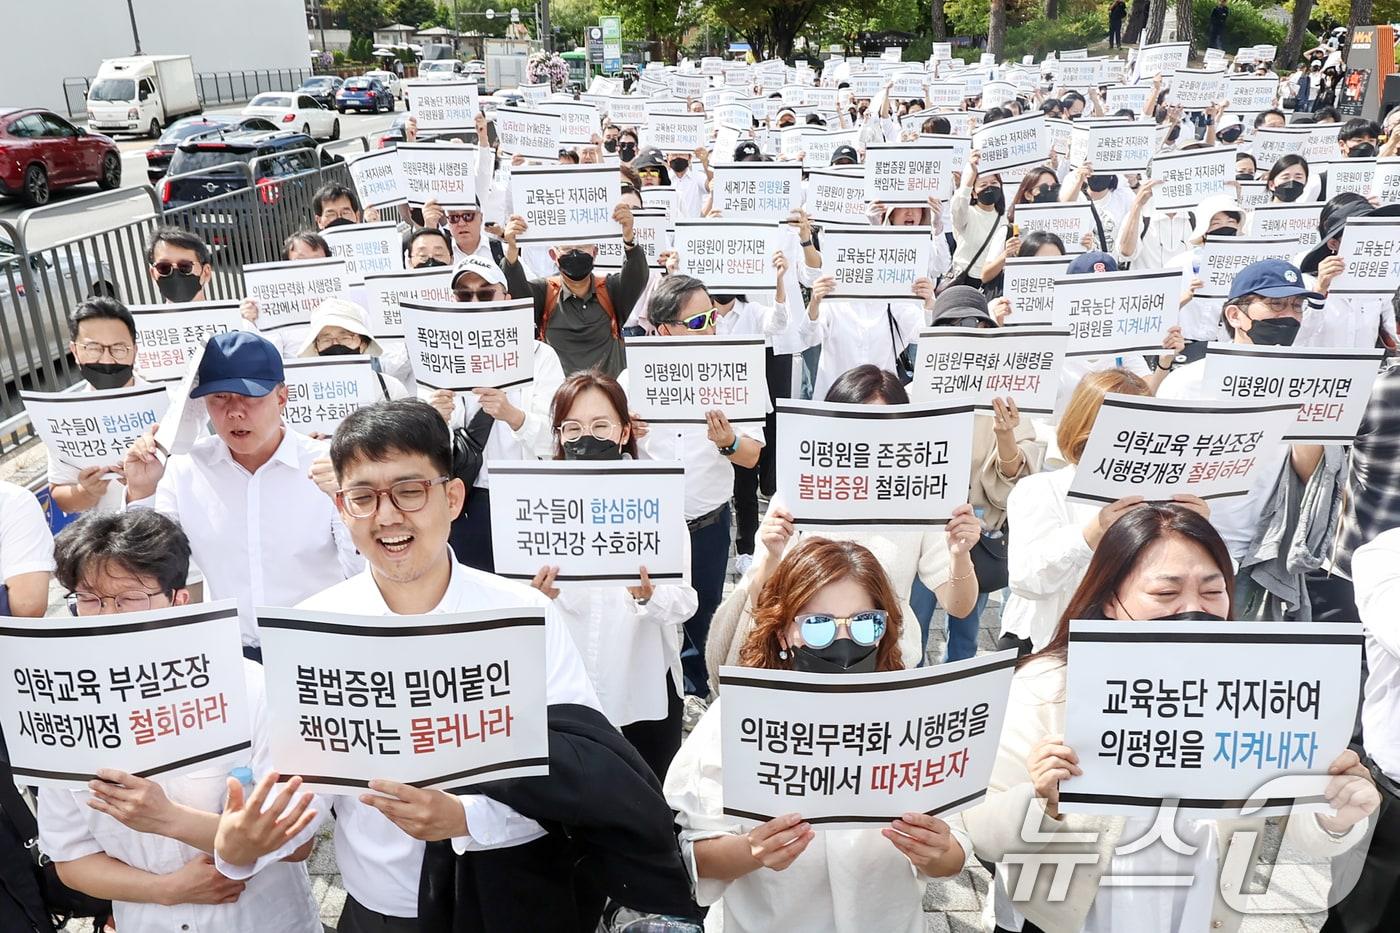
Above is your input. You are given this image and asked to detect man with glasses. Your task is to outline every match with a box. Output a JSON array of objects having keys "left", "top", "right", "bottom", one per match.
[
  {"left": 49, "top": 297, "right": 147, "bottom": 515},
  {"left": 146, "top": 227, "right": 213, "bottom": 304},
  {"left": 405, "top": 226, "right": 453, "bottom": 268},
  {"left": 619, "top": 274, "right": 764, "bottom": 714},
  {"left": 311, "top": 183, "right": 363, "bottom": 229},
  {"left": 122, "top": 331, "right": 363, "bottom": 656}
]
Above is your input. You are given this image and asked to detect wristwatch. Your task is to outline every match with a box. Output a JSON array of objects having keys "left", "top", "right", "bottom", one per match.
[
  {"left": 717, "top": 435, "right": 740, "bottom": 456},
  {"left": 799, "top": 238, "right": 813, "bottom": 247},
  {"left": 623, "top": 238, "right": 637, "bottom": 248}
]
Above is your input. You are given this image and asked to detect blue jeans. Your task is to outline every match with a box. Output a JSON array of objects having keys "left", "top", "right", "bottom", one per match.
[
  {"left": 910, "top": 576, "right": 988, "bottom": 664},
  {"left": 682, "top": 505, "right": 732, "bottom": 697}
]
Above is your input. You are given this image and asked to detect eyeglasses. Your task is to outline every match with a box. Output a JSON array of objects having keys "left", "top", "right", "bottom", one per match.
[
  {"left": 795, "top": 610, "right": 889, "bottom": 649},
  {"left": 151, "top": 260, "right": 200, "bottom": 277},
  {"left": 558, "top": 418, "right": 620, "bottom": 442},
  {"left": 314, "top": 333, "right": 365, "bottom": 351},
  {"left": 1248, "top": 296, "right": 1306, "bottom": 315},
  {"left": 453, "top": 286, "right": 502, "bottom": 302},
  {"left": 336, "top": 476, "right": 450, "bottom": 518},
  {"left": 677, "top": 308, "right": 716, "bottom": 331},
  {"left": 446, "top": 211, "right": 479, "bottom": 225},
  {"left": 67, "top": 590, "right": 170, "bottom": 615},
  {"left": 75, "top": 340, "right": 134, "bottom": 362}
]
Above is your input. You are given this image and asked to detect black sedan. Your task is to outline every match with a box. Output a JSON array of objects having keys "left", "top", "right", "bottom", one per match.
[
  {"left": 298, "top": 75, "right": 344, "bottom": 109},
  {"left": 143, "top": 115, "right": 277, "bottom": 182}
]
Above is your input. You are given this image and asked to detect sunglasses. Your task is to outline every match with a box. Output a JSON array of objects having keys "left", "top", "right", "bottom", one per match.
[
  {"left": 151, "top": 260, "right": 200, "bottom": 277},
  {"left": 678, "top": 308, "right": 716, "bottom": 330},
  {"left": 453, "top": 286, "right": 501, "bottom": 302},
  {"left": 637, "top": 168, "right": 662, "bottom": 178},
  {"left": 796, "top": 610, "right": 889, "bottom": 649},
  {"left": 446, "top": 211, "right": 479, "bottom": 225}
]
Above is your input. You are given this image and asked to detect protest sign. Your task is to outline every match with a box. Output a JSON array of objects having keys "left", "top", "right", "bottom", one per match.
[
  {"left": 509, "top": 164, "right": 621, "bottom": 244},
  {"left": 1247, "top": 203, "right": 1323, "bottom": 247},
  {"left": 362, "top": 267, "right": 456, "bottom": 341},
  {"left": 1332, "top": 215, "right": 1400, "bottom": 291},
  {"left": 1326, "top": 159, "right": 1377, "bottom": 198},
  {"left": 151, "top": 342, "right": 205, "bottom": 459},
  {"left": 1148, "top": 146, "right": 1236, "bottom": 212},
  {"left": 489, "top": 461, "right": 689, "bottom": 587},
  {"left": 1002, "top": 254, "right": 1073, "bottom": 325},
  {"left": 718, "top": 652, "right": 1017, "bottom": 829},
  {"left": 645, "top": 111, "right": 706, "bottom": 152},
  {"left": 1134, "top": 42, "right": 1190, "bottom": 78},
  {"left": 669, "top": 72, "right": 709, "bottom": 98},
  {"left": 1371, "top": 157, "right": 1400, "bottom": 203},
  {"left": 1103, "top": 84, "right": 1153, "bottom": 116},
  {"left": 863, "top": 142, "right": 957, "bottom": 204},
  {"left": 396, "top": 142, "right": 479, "bottom": 210},
  {"left": 673, "top": 219, "right": 781, "bottom": 293},
  {"left": 1012, "top": 203, "right": 1093, "bottom": 253},
  {"left": 805, "top": 167, "right": 869, "bottom": 226},
  {"left": 623, "top": 335, "right": 769, "bottom": 424},
  {"left": 910, "top": 327, "right": 1068, "bottom": 414},
  {"left": 1052, "top": 269, "right": 1181, "bottom": 357},
  {"left": 1058, "top": 60, "right": 1100, "bottom": 88},
  {"left": 400, "top": 297, "right": 535, "bottom": 391},
  {"left": 1252, "top": 126, "right": 1311, "bottom": 169},
  {"left": 282, "top": 356, "right": 385, "bottom": 436},
  {"left": 1066, "top": 393, "right": 1299, "bottom": 505},
  {"left": 1203, "top": 344, "right": 1383, "bottom": 443},
  {"left": 804, "top": 87, "right": 840, "bottom": 113},
  {"left": 775, "top": 399, "right": 975, "bottom": 529},
  {"left": 595, "top": 208, "right": 670, "bottom": 270},
  {"left": 710, "top": 162, "right": 804, "bottom": 220},
  {"left": 0, "top": 602, "right": 249, "bottom": 788},
  {"left": 242, "top": 257, "right": 349, "bottom": 332},
  {"left": 1194, "top": 236, "right": 1297, "bottom": 300},
  {"left": 1068, "top": 121, "right": 1157, "bottom": 173},
  {"left": 1302, "top": 124, "right": 1344, "bottom": 164},
  {"left": 925, "top": 81, "right": 966, "bottom": 108},
  {"left": 714, "top": 101, "right": 754, "bottom": 129},
  {"left": 1061, "top": 620, "right": 1362, "bottom": 818},
  {"left": 821, "top": 227, "right": 933, "bottom": 300},
  {"left": 258, "top": 606, "right": 548, "bottom": 793},
  {"left": 346, "top": 148, "right": 406, "bottom": 210},
  {"left": 404, "top": 79, "right": 479, "bottom": 132},
  {"left": 889, "top": 72, "right": 930, "bottom": 101},
  {"left": 22, "top": 384, "right": 168, "bottom": 470},
  {"left": 322, "top": 221, "right": 404, "bottom": 283},
  {"left": 1227, "top": 75, "right": 1280, "bottom": 113},
  {"left": 129, "top": 301, "right": 242, "bottom": 383},
  {"left": 606, "top": 95, "right": 648, "bottom": 125},
  {"left": 800, "top": 128, "right": 860, "bottom": 169},
  {"left": 972, "top": 111, "right": 1047, "bottom": 174},
  {"left": 931, "top": 43, "right": 953, "bottom": 61},
  {"left": 495, "top": 107, "right": 562, "bottom": 161},
  {"left": 981, "top": 80, "right": 1017, "bottom": 110},
  {"left": 537, "top": 100, "right": 602, "bottom": 146},
  {"left": 1237, "top": 180, "right": 1273, "bottom": 209},
  {"left": 516, "top": 82, "right": 550, "bottom": 105},
  {"left": 639, "top": 185, "right": 676, "bottom": 215},
  {"left": 1167, "top": 69, "right": 1228, "bottom": 109}
]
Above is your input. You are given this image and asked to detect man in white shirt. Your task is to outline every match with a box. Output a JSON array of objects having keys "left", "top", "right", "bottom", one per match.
[
  {"left": 122, "top": 331, "right": 363, "bottom": 653},
  {"left": 0, "top": 479, "right": 53, "bottom": 616}
]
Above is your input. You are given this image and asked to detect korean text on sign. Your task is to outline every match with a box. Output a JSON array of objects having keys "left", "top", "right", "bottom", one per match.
[
  {"left": 400, "top": 297, "right": 535, "bottom": 392},
  {"left": 822, "top": 227, "right": 933, "bottom": 300},
  {"left": 910, "top": 327, "right": 1068, "bottom": 415},
  {"left": 242, "top": 257, "right": 349, "bottom": 331},
  {"left": 282, "top": 356, "right": 385, "bottom": 437},
  {"left": 509, "top": 164, "right": 622, "bottom": 244},
  {"left": 129, "top": 301, "right": 243, "bottom": 383},
  {"left": 22, "top": 384, "right": 169, "bottom": 470},
  {"left": 322, "top": 221, "right": 405, "bottom": 284},
  {"left": 625, "top": 336, "right": 769, "bottom": 424},
  {"left": 1052, "top": 269, "right": 1181, "bottom": 357}
]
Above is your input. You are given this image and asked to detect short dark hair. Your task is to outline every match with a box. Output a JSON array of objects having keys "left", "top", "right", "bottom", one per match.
[
  {"left": 1266, "top": 153, "right": 1309, "bottom": 185},
  {"left": 647, "top": 274, "right": 710, "bottom": 326},
  {"left": 331, "top": 398, "right": 453, "bottom": 479},
  {"left": 283, "top": 229, "right": 331, "bottom": 260},
  {"left": 1313, "top": 106, "right": 1341, "bottom": 123},
  {"left": 1340, "top": 117, "right": 1381, "bottom": 142},
  {"left": 54, "top": 510, "right": 191, "bottom": 596},
  {"left": 404, "top": 225, "right": 451, "bottom": 256},
  {"left": 1219, "top": 293, "right": 1262, "bottom": 338},
  {"left": 69, "top": 296, "right": 136, "bottom": 342},
  {"left": 146, "top": 226, "right": 211, "bottom": 265},
  {"left": 312, "top": 183, "right": 361, "bottom": 217},
  {"left": 824, "top": 365, "right": 909, "bottom": 404},
  {"left": 921, "top": 116, "right": 951, "bottom": 135},
  {"left": 619, "top": 128, "right": 639, "bottom": 143},
  {"left": 1018, "top": 230, "right": 1065, "bottom": 257},
  {"left": 1253, "top": 109, "right": 1287, "bottom": 128}
]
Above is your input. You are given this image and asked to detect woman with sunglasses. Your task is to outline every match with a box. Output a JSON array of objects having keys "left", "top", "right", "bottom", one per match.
[
  {"left": 664, "top": 537, "right": 972, "bottom": 933},
  {"left": 525, "top": 370, "right": 697, "bottom": 781}
]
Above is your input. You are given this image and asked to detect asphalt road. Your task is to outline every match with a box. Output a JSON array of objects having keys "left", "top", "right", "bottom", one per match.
[{"left": 0, "top": 104, "right": 400, "bottom": 250}]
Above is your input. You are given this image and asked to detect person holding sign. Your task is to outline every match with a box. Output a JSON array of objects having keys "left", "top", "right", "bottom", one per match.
[
  {"left": 1297, "top": 194, "right": 1400, "bottom": 349},
  {"left": 296, "top": 298, "right": 410, "bottom": 399},
  {"left": 238, "top": 230, "right": 334, "bottom": 360},
  {"left": 664, "top": 538, "right": 972, "bottom": 933},
  {"left": 38, "top": 510, "right": 323, "bottom": 933},
  {"left": 963, "top": 503, "right": 1375, "bottom": 933},
  {"left": 1060, "top": 161, "right": 1132, "bottom": 255},
  {"left": 949, "top": 150, "right": 1009, "bottom": 290}
]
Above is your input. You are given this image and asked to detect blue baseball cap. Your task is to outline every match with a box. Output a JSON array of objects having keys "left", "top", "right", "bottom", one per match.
[
  {"left": 190, "top": 331, "right": 284, "bottom": 398},
  {"left": 1066, "top": 250, "right": 1117, "bottom": 275},
  {"left": 1226, "top": 259, "right": 1323, "bottom": 303}
]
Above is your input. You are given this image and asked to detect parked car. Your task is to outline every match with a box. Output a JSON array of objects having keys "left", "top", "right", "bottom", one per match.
[
  {"left": 161, "top": 129, "right": 322, "bottom": 209},
  {"left": 336, "top": 77, "right": 395, "bottom": 113},
  {"left": 298, "top": 75, "right": 344, "bottom": 109},
  {"left": 144, "top": 114, "right": 277, "bottom": 182},
  {"left": 419, "top": 60, "right": 465, "bottom": 81},
  {"left": 362, "top": 70, "right": 402, "bottom": 99},
  {"left": 241, "top": 93, "right": 339, "bottom": 141},
  {"left": 0, "top": 108, "right": 121, "bottom": 206}
]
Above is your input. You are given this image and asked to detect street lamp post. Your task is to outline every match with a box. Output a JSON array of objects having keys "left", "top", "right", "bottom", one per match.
[{"left": 125, "top": 0, "right": 143, "bottom": 54}]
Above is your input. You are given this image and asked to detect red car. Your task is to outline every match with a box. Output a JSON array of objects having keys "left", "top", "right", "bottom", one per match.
[{"left": 0, "top": 108, "right": 122, "bottom": 206}]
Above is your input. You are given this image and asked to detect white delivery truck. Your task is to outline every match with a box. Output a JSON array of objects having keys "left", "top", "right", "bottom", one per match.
[{"left": 86, "top": 55, "right": 201, "bottom": 137}]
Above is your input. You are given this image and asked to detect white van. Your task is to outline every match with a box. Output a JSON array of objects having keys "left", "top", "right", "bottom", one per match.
[{"left": 87, "top": 55, "right": 201, "bottom": 137}]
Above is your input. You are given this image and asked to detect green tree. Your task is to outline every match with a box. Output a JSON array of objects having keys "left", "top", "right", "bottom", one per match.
[
  {"left": 387, "top": 0, "right": 436, "bottom": 26},
  {"left": 549, "top": 0, "right": 598, "bottom": 47},
  {"left": 326, "top": 0, "right": 386, "bottom": 40},
  {"left": 1282, "top": 0, "right": 1313, "bottom": 66}
]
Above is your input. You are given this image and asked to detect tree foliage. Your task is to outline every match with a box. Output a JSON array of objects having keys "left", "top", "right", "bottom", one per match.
[
  {"left": 386, "top": 0, "right": 436, "bottom": 26},
  {"left": 325, "top": 0, "right": 385, "bottom": 41}
]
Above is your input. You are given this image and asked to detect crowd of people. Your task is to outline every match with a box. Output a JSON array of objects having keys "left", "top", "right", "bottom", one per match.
[{"left": 4, "top": 33, "right": 1400, "bottom": 933}]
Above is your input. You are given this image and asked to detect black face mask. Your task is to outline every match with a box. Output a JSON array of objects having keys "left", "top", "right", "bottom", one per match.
[
  {"left": 413, "top": 256, "right": 449, "bottom": 268},
  {"left": 791, "top": 638, "right": 879, "bottom": 674},
  {"left": 1032, "top": 183, "right": 1060, "bottom": 203},
  {"left": 562, "top": 436, "right": 624, "bottom": 460},
  {"left": 617, "top": 143, "right": 636, "bottom": 160},
  {"left": 1274, "top": 180, "right": 1306, "bottom": 202},
  {"left": 603, "top": 138, "right": 618, "bottom": 152},
  {"left": 1206, "top": 226, "right": 1238, "bottom": 237},
  {"left": 670, "top": 158, "right": 690, "bottom": 174},
  {"left": 318, "top": 344, "right": 360, "bottom": 357},
  {"left": 1244, "top": 314, "right": 1301, "bottom": 346},
  {"left": 322, "top": 216, "right": 357, "bottom": 229},
  {"left": 1349, "top": 142, "right": 1378, "bottom": 158},
  {"left": 1219, "top": 127, "right": 1243, "bottom": 143},
  {"left": 711, "top": 294, "right": 739, "bottom": 305},
  {"left": 80, "top": 361, "right": 134, "bottom": 390},
  {"left": 1114, "top": 601, "right": 1226, "bottom": 623},
  {"left": 976, "top": 187, "right": 1003, "bottom": 208},
  {"left": 557, "top": 249, "right": 595, "bottom": 280},
  {"left": 1086, "top": 175, "right": 1115, "bottom": 193},
  {"left": 1236, "top": 171, "right": 1255, "bottom": 181},
  {"left": 156, "top": 271, "right": 202, "bottom": 303}
]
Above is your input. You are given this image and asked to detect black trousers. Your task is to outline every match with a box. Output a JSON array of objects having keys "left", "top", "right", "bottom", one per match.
[
  {"left": 731, "top": 349, "right": 792, "bottom": 555},
  {"left": 1109, "top": 21, "right": 1122, "bottom": 46},
  {"left": 619, "top": 674, "right": 684, "bottom": 783},
  {"left": 449, "top": 487, "right": 495, "bottom": 573},
  {"left": 338, "top": 894, "right": 419, "bottom": 932}
]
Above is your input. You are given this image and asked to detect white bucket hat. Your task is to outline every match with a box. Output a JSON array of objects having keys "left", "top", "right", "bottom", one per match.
[{"left": 297, "top": 297, "right": 384, "bottom": 358}]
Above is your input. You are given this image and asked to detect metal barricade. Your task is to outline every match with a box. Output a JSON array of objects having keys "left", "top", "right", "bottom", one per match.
[
  {"left": 158, "top": 163, "right": 270, "bottom": 301},
  {"left": 61, "top": 77, "right": 91, "bottom": 121},
  {"left": 316, "top": 137, "right": 369, "bottom": 192}
]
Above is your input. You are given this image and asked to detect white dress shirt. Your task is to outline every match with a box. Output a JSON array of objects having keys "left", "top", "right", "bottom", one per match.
[
  {"left": 0, "top": 480, "right": 54, "bottom": 583},
  {"left": 40, "top": 661, "right": 322, "bottom": 933},
  {"left": 128, "top": 428, "right": 363, "bottom": 645},
  {"left": 713, "top": 298, "right": 788, "bottom": 338},
  {"left": 292, "top": 556, "right": 601, "bottom": 918},
  {"left": 671, "top": 168, "right": 710, "bottom": 219},
  {"left": 1352, "top": 528, "right": 1400, "bottom": 782},
  {"left": 797, "top": 296, "right": 926, "bottom": 402}
]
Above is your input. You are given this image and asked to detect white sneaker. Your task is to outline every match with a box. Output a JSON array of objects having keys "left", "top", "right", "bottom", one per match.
[{"left": 734, "top": 553, "right": 754, "bottom": 577}]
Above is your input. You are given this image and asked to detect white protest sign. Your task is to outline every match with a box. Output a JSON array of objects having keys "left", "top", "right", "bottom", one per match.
[
  {"left": 926, "top": 82, "right": 966, "bottom": 108},
  {"left": 1045, "top": 118, "right": 1074, "bottom": 157},
  {"left": 1247, "top": 203, "right": 1323, "bottom": 247},
  {"left": 1058, "top": 60, "right": 1100, "bottom": 89},
  {"left": 509, "top": 164, "right": 621, "bottom": 244},
  {"left": 1203, "top": 343, "right": 1383, "bottom": 443},
  {"left": 1061, "top": 620, "right": 1362, "bottom": 818},
  {"left": 362, "top": 267, "right": 456, "bottom": 341},
  {"left": 1302, "top": 124, "right": 1344, "bottom": 164},
  {"left": 606, "top": 95, "right": 648, "bottom": 126},
  {"left": 321, "top": 221, "right": 404, "bottom": 284},
  {"left": 623, "top": 336, "right": 769, "bottom": 425},
  {"left": 1066, "top": 393, "right": 1299, "bottom": 505},
  {"left": 0, "top": 602, "right": 249, "bottom": 788},
  {"left": 669, "top": 72, "right": 709, "bottom": 98},
  {"left": 1053, "top": 269, "right": 1181, "bottom": 357},
  {"left": 910, "top": 327, "right": 1068, "bottom": 414},
  {"left": 940, "top": 112, "right": 981, "bottom": 137},
  {"left": 22, "top": 384, "right": 168, "bottom": 469},
  {"left": 1003, "top": 254, "right": 1073, "bottom": 325},
  {"left": 346, "top": 148, "right": 406, "bottom": 210},
  {"left": 1012, "top": 203, "right": 1094, "bottom": 254},
  {"left": 710, "top": 162, "right": 804, "bottom": 220},
  {"left": 151, "top": 341, "right": 205, "bottom": 459},
  {"left": 821, "top": 227, "right": 932, "bottom": 300},
  {"left": 1194, "top": 235, "right": 1297, "bottom": 299},
  {"left": 1104, "top": 84, "right": 1153, "bottom": 116},
  {"left": 129, "top": 301, "right": 242, "bottom": 383},
  {"left": 981, "top": 80, "right": 1017, "bottom": 110},
  {"left": 516, "top": 82, "right": 550, "bottom": 105},
  {"left": 258, "top": 606, "right": 548, "bottom": 794},
  {"left": 805, "top": 167, "right": 869, "bottom": 225},
  {"left": 800, "top": 127, "right": 860, "bottom": 169},
  {"left": 804, "top": 87, "right": 840, "bottom": 113},
  {"left": 282, "top": 356, "right": 385, "bottom": 436},
  {"left": 1332, "top": 215, "right": 1400, "bottom": 291},
  {"left": 1371, "top": 157, "right": 1400, "bottom": 203},
  {"left": 1237, "top": 180, "right": 1273, "bottom": 209},
  {"left": 931, "top": 43, "right": 952, "bottom": 61},
  {"left": 1252, "top": 127, "right": 1310, "bottom": 169},
  {"left": 1167, "top": 69, "right": 1228, "bottom": 109},
  {"left": 1134, "top": 42, "right": 1191, "bottom": 79},
  {"left": 495, "top": 107, "right": 562, "bottom": 160},
  {"left": 890, "top": 72, "right": 928, "bottom": 100},
  {"left": 1227, "top": 76, "right": 1280, "bottom": 113},
  {"left": 714, "top": 101, "right": 755, "bottom": 129},
  {"left": 719, "top": 653, "right": 1017, "bottom": 829},
  {"left": 396, "top": 142, "right": 479, "bottom": 210},
  {"left": 595, "top": 208, "right": 670, "bottom": 271},
  {"left": 639, "top": 184, "right": 676, "bottom": 216},
  {"left": 775, "top": 399, "right": 975, "bottom": 530},
  {"left": 404, "top": 79, "right": 479, "bottom": 132},
  {"left": 1326, "top": 159, "right": 1377, "bottom": 198},
  {"left": 972, "top": 111, "right": 1047, "bottom": 174},
  {"left": 537, "top": 100, "right": 602, "bottom": 146},
  {"left": 1069, "top": 121, "right": 1157, "bottom": 173},
  {"left": 1148, "top": 146, "right": 1236, "bottom": 212},
  {"left": 863, "top": 141, "right": 957, "bottom": 204},
  {"left": 489, "top": 461, "right": 689, "bottom": 588},
  {"left": 400, "top": 297, "right": 534, "bottom": 391},
  {"left": 646, "top": 111, "right": 706, "bottom": 152},
  {"left": 242, "top": 257, "right": 349, "bottom": 332},
  {"left": 673, "top": 219, "right": 781, "bottom": 293}
]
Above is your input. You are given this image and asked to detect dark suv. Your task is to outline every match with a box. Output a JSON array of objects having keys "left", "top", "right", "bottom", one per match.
[{"left": 161, "top": 129, "right": 324, "bottom": 208}]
